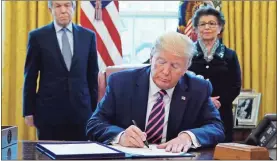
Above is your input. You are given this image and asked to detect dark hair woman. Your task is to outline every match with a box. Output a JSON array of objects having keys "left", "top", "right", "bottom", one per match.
[{"left": 189, "top": 6, "right": 242, "bottom": 142}]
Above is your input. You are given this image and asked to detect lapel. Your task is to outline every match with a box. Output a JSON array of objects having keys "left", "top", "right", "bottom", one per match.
[
  {"left": 48, "top": 23, "right": 68, "bottom": 71},
  {"left": 131, "top": 66, "right": 151, "bottom": 131},
  {"left": 70, "top": 24, "right": 81, "bottom": 71},
  {"left": 166, "top": 74, "right": 190, "bottom": 140}
]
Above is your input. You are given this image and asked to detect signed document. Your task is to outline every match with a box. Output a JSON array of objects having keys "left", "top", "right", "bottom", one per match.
[{"left": 109, "top": 144, "right": 193, "bottom": 157}]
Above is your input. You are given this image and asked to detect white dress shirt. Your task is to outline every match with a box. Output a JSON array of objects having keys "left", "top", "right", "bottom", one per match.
[
  {"left": 53, "top": 20, "right": 74, "bottom": 55},
  {"left": 112, "top": 74, "right": 201, "bottom": 148}
]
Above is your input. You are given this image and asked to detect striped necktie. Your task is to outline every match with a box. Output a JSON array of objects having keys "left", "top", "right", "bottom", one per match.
[{"left": 145, "top": 89, "right": 167, "bottom": 143}]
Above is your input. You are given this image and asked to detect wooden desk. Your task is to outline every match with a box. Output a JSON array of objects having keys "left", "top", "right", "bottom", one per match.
[{"left": 2, "top": 141, "right": 215, "bottom": 160}]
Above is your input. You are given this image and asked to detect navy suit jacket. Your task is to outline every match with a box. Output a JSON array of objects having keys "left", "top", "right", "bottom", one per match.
[
  {"left": 23, "top": 22, "right": 99, "bottom": 127},
  {"left": 86, "top": 66, "right": 225, "bottom": 147}
]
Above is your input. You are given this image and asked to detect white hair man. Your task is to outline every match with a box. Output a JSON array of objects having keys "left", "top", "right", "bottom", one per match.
[
  {"left": 86, "top": 32, "right": 225, "bottom": 152},
  {"left": 23, "top": 0, "right": 99, "bottom": 141}
]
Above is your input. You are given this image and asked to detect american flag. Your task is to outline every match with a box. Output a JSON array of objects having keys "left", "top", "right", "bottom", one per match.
[
  {"left": 80, "top": 1, "right": 122, "bottom": 70},
  {"left": 184, "top": 19, "right": 193, "bottom": 37}
]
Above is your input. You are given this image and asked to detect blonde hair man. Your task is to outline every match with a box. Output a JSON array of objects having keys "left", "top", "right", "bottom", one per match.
[{"left": 87, "top": 32, "right": 224, "bottom": 152}]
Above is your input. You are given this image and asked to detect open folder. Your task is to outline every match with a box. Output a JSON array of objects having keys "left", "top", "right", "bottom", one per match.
[{"left": 36, "top": 142, "right": 195, "bottom": 160}]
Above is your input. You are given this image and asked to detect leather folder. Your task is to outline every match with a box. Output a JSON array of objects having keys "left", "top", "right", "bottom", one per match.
[
  {"left": 36, "top": 142, "right": 125, "bottom": 160},
  {"left": 36, "top": 142, "right": 195, "bottom": 159}
]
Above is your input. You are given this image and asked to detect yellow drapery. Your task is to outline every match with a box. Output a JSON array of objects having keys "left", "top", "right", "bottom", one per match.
[
  {"left": 2, "top": 1, "right": 276, "bottom": 140},
  {"left": 2, "top": 1, "right": 81, "bottom": 140},
  {"left": 222, "top": 1, "right": 276, "bottom": 120}
]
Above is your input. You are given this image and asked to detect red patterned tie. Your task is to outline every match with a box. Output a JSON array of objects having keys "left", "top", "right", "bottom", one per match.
[{"left": 145, "top": 90, "right": 166, "bottom": 143}]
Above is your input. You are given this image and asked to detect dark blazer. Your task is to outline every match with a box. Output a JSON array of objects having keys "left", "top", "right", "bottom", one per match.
[
  {"left": 23, "top": 22, "right": 99, "bottom": 127},
  {"left": 188, "top": 42, "right": 241, "bottom": 141},
  {"left": 86, "top": 66, "right": 225, "bottom": 147}
]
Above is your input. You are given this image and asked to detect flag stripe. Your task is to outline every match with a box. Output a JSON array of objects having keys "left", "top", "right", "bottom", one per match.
[
  {"left": 114, "top": 1, "right": 119, "bottom": 11},
  {"left": 184, "top": 19, "right": 192, "bottom": 35},
  {"left": 102, "top": 6, "right": 122, "bottom": 56},
  {"left": 81, "top": 2, "right": 122, "bottom": 66},
  {"left": 80, "top": 1, "right": 122, "bottom": 69},
  {"left": 80, "top": 9, "right": 114, "bottom": 66},
  {"left": 106, "top": 2, "right": 121, "bottom": 35}
]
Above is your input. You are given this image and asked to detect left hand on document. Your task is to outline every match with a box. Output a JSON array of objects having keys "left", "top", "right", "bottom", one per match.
[{"left": 156, "top": 133, "right": 192, "bottom": 153}]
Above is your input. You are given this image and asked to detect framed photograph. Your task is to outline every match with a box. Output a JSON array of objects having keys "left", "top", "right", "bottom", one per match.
[{"left": 233, "top": 92, "right": 261, "bottom": 128}]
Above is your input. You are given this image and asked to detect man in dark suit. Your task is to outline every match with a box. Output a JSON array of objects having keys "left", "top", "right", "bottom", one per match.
[
  {"left": 86, "top": 32, "right": 224, "bottom": 153},
  {"left": 23, "top": 1, "right": 99, "bottom": 141}
]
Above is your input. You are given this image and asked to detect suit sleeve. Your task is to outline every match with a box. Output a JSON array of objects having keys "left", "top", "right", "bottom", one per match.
[
  {"left": 87, "top": 32, "right": 99, "bottom": 112},
  {"left": 189, "top": 81, "right": 225, "bottom": 147},
  {"left": 86, "top": 74, "right": 124, "bottom": 144},
  {"left": 23, "top": 32, "right": 40, "bottom": 117},
  {"left": 221, "top": 51, "right": 242, "bottom": 105}
]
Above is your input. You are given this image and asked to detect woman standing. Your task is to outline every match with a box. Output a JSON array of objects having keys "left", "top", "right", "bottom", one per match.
[{"left": 189, "top": 7, "right": 242, "bottom": 142}]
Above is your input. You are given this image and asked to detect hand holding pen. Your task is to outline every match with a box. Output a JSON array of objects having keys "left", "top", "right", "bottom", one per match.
[
  {"left": 132, "top": 120, "right": 150, "bottom": 148},
  {"left": 118, "top": 120, "right": 149, "bottom": 148}
]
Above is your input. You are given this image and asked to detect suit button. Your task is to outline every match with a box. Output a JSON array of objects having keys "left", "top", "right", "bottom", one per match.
[{"left": 206, "top": 65, "right": 209, "bottom": 69}]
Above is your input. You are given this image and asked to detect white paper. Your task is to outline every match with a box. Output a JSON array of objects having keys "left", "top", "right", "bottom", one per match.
[
  {"left": 40, "top": 143, "right": 119, "bottom": 155},
  {"left": 109, "top": 144, "right": 185, "bottom": 156}
]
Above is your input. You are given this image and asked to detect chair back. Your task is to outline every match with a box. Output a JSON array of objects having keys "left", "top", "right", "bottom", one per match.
[{"left": 98, "top": 64, "right": 150, "bottom": 102}]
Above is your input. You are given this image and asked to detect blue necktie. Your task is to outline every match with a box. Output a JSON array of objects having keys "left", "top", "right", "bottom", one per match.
[{"left": 61, "top": 28, "right": 72, "bottom": 71}]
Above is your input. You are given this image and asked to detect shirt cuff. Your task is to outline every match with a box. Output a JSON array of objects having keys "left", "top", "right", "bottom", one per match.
[
  {"left": 111, "top": 131, "right": 125, "bottom": 144},
  {"left": 178, "top": 131, "right": 201, "bottom": 149}
]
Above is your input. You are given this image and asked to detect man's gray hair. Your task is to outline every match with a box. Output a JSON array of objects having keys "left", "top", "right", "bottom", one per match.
[
  {"left": 48, "top": 1, "right": 76, "bottom": 9},
  {"left": 150, "top": 32, "right": 196, "bottom": 67}
]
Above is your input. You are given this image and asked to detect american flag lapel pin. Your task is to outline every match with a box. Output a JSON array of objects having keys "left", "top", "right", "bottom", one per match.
[{"left": 181, "top": 96, "right": 186, "bottom": 100}]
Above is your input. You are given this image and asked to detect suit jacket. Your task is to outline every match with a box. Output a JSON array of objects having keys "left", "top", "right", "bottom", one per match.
[
  {"left": 188, "top": 42, "right": 241, "bottom": 136},
  {"left": 23, "top": 22, "right": 99, "bottom": 127},
  {"left": 86, "top": 66, "right": 225, "bottom": 147},
  {"left": 189, "top": 42, "right": 241, "bottom": 108}
]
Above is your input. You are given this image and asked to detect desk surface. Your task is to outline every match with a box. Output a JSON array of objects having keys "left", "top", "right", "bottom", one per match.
[{"left": 2, "top": 141, "right": 215, "bottom": 160}]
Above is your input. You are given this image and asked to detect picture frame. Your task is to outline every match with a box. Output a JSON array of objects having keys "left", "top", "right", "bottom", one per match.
[{"left": 233, "top": 92, "right": 261, "bottom": 128}]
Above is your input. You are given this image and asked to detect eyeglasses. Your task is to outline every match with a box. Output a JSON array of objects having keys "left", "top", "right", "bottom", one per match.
[{"left": 198, "top": 21, "right": 218, "bottom": 28}]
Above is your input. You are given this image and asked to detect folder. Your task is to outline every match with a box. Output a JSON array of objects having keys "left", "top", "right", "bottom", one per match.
[
  {"left": 36, "top": 142, "right": 195, "bottom": 159},
  {"left": 36, "top": 142, "right": 125, "bottom": 160}
]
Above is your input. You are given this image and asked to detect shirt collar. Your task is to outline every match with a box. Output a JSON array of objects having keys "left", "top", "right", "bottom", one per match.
[
  {"left": 149, "top": 73, "right": 175, "bottom": 99},
  {"left": 54, "top": 20, "right": 73, "bottom": 33}
]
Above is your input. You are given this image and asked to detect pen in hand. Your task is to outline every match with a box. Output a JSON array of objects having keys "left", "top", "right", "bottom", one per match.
[{"left": 132, "top": 120, "right": 150, "bottom": 148}]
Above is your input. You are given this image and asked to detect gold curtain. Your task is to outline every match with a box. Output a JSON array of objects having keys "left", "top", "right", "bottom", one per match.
[
  {"left": 2, "top": 1, "right": 81, "bottom": 140},
  {"left": 222, "top": 1, "right": 277, "bottom": 120}
]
